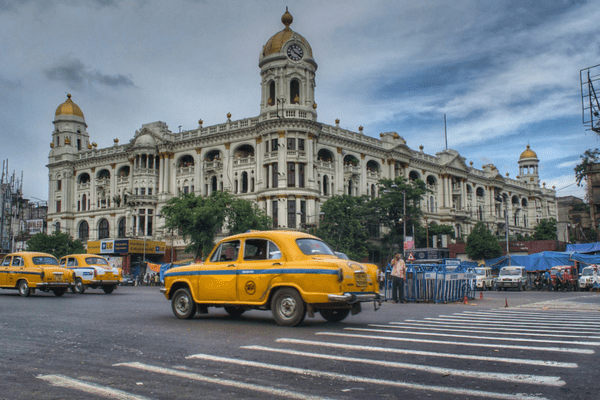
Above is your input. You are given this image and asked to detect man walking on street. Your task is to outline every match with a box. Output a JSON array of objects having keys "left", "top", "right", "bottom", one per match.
[{"left": 391, "top": 253, "right": 406, "bottom": 303}]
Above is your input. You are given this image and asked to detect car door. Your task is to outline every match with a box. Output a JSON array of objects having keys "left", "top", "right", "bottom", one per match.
[
  {"left": 9, "top": 256, "right": 25, "bottom": 286},
  {"left": 236, "top": 238, "right": 283, "bottom": 303},
  {"left": 197, "top": 240, "right": 240, "bottom": 302},
  {"left": 0, "top": 256, "right": 11, "bottom": 286}
]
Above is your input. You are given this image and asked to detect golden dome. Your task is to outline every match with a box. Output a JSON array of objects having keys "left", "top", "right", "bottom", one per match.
[
  {"left": 55, "top": 94, "right": 84, "bottom": 118},
  {"left": 519, "top": 145, "right": 538, "bottom": 160},
  {"left": 262, "top": 9, "right": 313, "bottom": 58}
]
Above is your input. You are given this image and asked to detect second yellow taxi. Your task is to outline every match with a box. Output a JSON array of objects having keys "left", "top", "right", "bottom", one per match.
[{"left": 60, "top": 254, "right": 122, "bottom": 294}]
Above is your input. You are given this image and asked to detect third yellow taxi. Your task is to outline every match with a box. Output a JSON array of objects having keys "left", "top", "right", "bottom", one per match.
[
  {"left": 161, "top": 230, "right": 382, "bottom": 326},
  {"left": 59, "top": 254, "right": 122, "bottom": 294}
]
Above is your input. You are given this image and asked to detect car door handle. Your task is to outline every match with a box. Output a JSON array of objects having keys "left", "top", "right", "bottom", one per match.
[
  {"left": 227, "top": 264, "right": 236, "bottom": 268},
  {"left": 272, "top": 262, "right": 282, "bottom": 266}
]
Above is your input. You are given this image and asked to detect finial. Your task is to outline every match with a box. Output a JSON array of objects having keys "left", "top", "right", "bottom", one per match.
[
  {"left": 419, "top": 145, "right": 424, "bottom": 151},
  {"left": 198, "top": 119, "right": 203, "bottom": 126},
  {"left": 312, "top": 102, "right": 317, "bottom": 109},
  {"left": 67, "top": 94, "right": 72, "bottom": 99},
  {"left": 506, "top": 172, "right": 509, "bottom": 177},
  {"left": 358, "top": 125, "right": 363, "bottom": 132},
  {"left": 114, "top": 138, "right": 119, "bottom": 144},
  {"left": 335, "top": 118, "right": 340, "bottom": 125},
  {"left": 50, "top": 143, "right": 54, "bottom": 148},
  {"left": 282, "top": 7, "right": 293, "bottom": 28},
  {"left": 469, "top": 161, "right": 473, "bottom": 166},
  {"left": 227, "top": 112, "right": 232, "bottom": 120}
]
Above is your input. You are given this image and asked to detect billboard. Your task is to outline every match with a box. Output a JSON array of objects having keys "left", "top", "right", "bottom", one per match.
[
  {"left": 88, "top": 239, "right": 165, "bottom": 255},
  {"left": 27, "top": 219, "right": 44, "bottom": 234}
]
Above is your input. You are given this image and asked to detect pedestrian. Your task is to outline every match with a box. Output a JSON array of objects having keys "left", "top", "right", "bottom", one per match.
[
  {"left": 154, "top": 273, "right": 159, "bottom": 286},
  {"left": 554, "top": 269, "right": 563, "bottom": 292},
  {"left": 543, "top": 270, "right": 551, "bottom": 291},
  {"left": 390, "top": 253, "right": 406, "bottom": 303}
]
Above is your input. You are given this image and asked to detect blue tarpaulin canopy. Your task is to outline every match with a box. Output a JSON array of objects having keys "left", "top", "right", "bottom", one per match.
[
  {"left": 566, "top": 242, "right": 600, "bottom": 254},
  {"left": 482, "top": 251, "right": 600, "bottom": 272}
]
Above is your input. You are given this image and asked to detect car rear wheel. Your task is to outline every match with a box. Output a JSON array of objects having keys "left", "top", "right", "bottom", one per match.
[
  {"left": 271, "top": 288, "right": 306, "bottom": 327},
  {"left": 103, "top": 285, "right": 115, "bottom": 294},
  {"left": 320, "top": 308, "right": 350, "bottom": 323},
  {"left": 72, "top": 278, "right": 85, "bottom": 294},
  {"left": 18, "top": 280, "right": 30, "bottom": 297},
  {"left": 53, "top": 288, "right": 67, "bottom": 297},
  {"left": 224, "top": 307, "right": 246, "bottom": 318},
  {"left": 172, "top": 288, "right": 197, "bottom": 319}
]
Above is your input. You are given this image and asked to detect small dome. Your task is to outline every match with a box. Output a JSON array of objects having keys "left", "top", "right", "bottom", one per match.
[
  {"left": 55, "top": 94, "right": 84, "bottom": 118},
  {"left": 262, "top": 9, "right": 313, "bottom": 58},
  {"left": 519, "top": 145, "right": 538, "bottom": 160},
  {"left": 134, "top": 133, "right": 156, "bottom": 147}
]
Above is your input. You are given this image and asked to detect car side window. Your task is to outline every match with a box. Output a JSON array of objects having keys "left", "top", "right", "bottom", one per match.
[
  {"left": 211, "top": 240, "right": 240, "bottom": 262},
  {"left": 1, "top": 257, "right": 11, "bottom": 266},
  {"left": 268, "top": 241, "right": 282, "bottom": 260},
  {"left": 12, "top": 257, "right": 23, "bottom": 266},
  {"left": 244, "top": 239, "right": 268, "bottom": 261},
  {"left": 67, "top": 258, "right": 78, "bottom": 267}
]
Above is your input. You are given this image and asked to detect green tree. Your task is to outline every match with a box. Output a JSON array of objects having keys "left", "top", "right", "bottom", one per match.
[
  {"left": 161, "top": 191, "right": 271, "bottom": 260},
  {"left": 533, "top": 218, "right": 557, "bottom": 240},
  {"left": 416, "top": 221, "right": 454, "bottom": 248},
  {"left": 574, "top": 148, "right": 600, "bottom": 186},
  {"left": 26, "top": 231, "right": 85, "bottom": 259},
  {"left": 315, "top": 194, "right": 371, "bottom": 261},
  {"left": 465, "top": 222, "right": 503, "bottom": 260},
  {"left": 369, "top": 177, "right": 429, "bottom": 257}
]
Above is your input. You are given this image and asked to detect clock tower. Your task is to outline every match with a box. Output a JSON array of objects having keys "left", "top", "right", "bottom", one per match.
[{"left": 258, "top": 8, "right": 318, "bottom": 119}]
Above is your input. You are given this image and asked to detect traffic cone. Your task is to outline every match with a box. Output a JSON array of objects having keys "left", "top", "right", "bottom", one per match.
[
  {"left": 463, "top": 296, "right": 468, "bottom": 305},
  {"left": 479, "top": 292, "right": 483, "bottom": 300},
  {"left": 504, "top": 298, "right": 509, "bottom": 308}
]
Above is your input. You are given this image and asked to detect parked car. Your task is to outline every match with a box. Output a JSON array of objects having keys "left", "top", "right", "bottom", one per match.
[
  {"left": 496, "top": 266, "right": 528, "bottom": 291},
  {"left": 475, "top": 267, "right": 494, "bottom": 290},
  {"left": 579, "top": 265, "right": 600, "bottom": 291},
  {"left": 0, "top": 251, "right": 75, "bottom": 297},
  {"left": 550, "top": 265, "right": 578, "bottom": 291},
  {"left": 59, "top": 254, "right": 122, "bottom": 294},
  {"left": 161, "top": 230, "right": 382, "bottom": 326},
  {"left": 120, "top": 274, "right": 135, "bottom": 286}
]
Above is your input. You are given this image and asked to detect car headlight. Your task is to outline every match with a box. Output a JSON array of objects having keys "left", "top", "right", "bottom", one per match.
[
  {"left": 337, "top": 267, "right": 343, "bottom": 283},
  {"left": 40, "top": 269, "right": 45, "bottom": 280}
]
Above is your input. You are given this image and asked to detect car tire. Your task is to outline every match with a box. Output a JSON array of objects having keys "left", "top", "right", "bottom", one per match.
[
  {"left": 18, "top": 280, "right": 30, "bottom": 297},
  {"left": 271, "top": 288, "right": 306, "bottom": 327},
  {"left": 224, "top": 306, "right": 246, "bottom": 318},
  {"left": 172, "top": 288, "right": 197, "bottom": 320},
  {"left": 53, "top": 288, "right": 67, "bottom": 297},
  {"left": 103, "top": 285, "right": 115, "bottom": 294},
  {"left": 320, "top": 308, "right": 350, "bottom": 323},
  {"left": 72, "top": 278, "right": 85, "bottom": 294}
]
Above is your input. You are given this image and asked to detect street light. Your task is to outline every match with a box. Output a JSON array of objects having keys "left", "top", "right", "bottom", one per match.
[
  {"left": 495, "top": 193, "right": 509, "bottom": 262},
  {"left": 423, "top": 215, "right": 429, "bottom": 248}
]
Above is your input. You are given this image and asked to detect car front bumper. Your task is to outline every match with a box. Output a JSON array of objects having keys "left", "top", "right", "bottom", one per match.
[
  {"left": 496, "top": 281, "right": 522, "bottom": 288},
  {"left": 327, "top": 292, "right": 382, "bottom": 303}
]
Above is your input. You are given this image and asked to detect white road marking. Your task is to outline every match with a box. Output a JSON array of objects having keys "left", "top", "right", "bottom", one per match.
[
  {"left": 460, "top": 310, "right": 600, "bottom": 320},
  {"left": 241, "top": 345, "right": 565, "bottom": 386},
  {"left": 113, "top": 362, "right": 329, "bottom": 400},
  {"left": 345, "top": 327, "right": 600, "bottom": 346},
  {"left": 429, "top": 315, "right": 600, "bottom": 327},
  {"left": 404, "top": 318, "right": 598, "bottom": 334},
  {"left": 399, "top": 320, "right": 600, "bottom": 335},
  {"left": 275, "top": 338, "right": 578, "bottom": 368},
  {"left": 185, "top": 352, "right": 550, "bottom": 400},
  {"left": 37, "top": 374, "right": 152, "bottom": 400},
  {"left": 316, "top": 332, "right": 595, "bottom": 354},
  {"left": 454, "top": 312, "right": 600, "bottom": 323},
  {"left": 422, "top": 317, "right": 600, "bottom": 330},
  {"left": 381, "top": 323, "right": 600, "bottom": 339}
]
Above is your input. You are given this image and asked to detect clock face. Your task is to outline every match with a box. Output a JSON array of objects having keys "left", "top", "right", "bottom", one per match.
[{"left": 287, "top": 44, "right": 303, "bottom": 61}]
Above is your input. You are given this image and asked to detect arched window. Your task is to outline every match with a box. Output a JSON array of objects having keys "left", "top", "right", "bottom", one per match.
[
  {"left": 290, "top": 79, "right": 300, "bottom": 104},
  {"left": 476, "top": 187, "right": 485, "bottom": 198},
  {"left": 409, "top": 171, "right": 420, "bottom": 181},
  {"left": 242, "top": 172, "right": 248, "bottom": 193},
  {"left": 118, "top": 218, "right": 126, "bottom": 238},
  {"left": 78, "top": 173, "right": 90, "bottom": 184},
  {"left": 269, "top": 81, "right": 275, "bottom": 106},
  {"left": 98, "top": 219, "right": 109, "bottom": 239},
  {"left": 79, "top": 221, "right": 89, "bottom": 241}
]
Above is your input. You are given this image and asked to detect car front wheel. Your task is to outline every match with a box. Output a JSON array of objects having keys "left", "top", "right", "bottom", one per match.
[
  {"left": 271, "top": 288, "right": 306, "bottom": 327},
  {"left": 320, "top": 308, "right": 350, "bottom": 323},
  {"left": 18, "top": 280, "right": 30, "bottom": 297},
  {"left": 172, "top": 288, "right": 197, "bottom": 319},
  {"left": 72, "top": 278, "right": 85, "bottom": 294}
]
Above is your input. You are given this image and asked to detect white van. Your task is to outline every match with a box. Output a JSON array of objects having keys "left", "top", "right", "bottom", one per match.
[
  {"left": 579, "top": 265, "right": 600, "bottom": 291},
  {"left": 475, "top": 267, "right": 494, "bottom": 290},
  {"left": 496, "top": 266, "right": 528, "bottom": 291}
]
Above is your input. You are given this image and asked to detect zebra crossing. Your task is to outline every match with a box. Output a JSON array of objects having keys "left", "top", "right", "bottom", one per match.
[{"left": 37, "top": 307, "right": 599, "bottom": 399}]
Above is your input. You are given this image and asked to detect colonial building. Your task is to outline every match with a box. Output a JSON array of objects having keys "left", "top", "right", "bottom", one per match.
[{"left": 46, "top": 9, "right": 557, "bottom": 257}]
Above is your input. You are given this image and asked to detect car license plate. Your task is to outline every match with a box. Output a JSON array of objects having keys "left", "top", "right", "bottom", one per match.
[{"left": 355, "top": 272, "right": 367, "bottom": 287}]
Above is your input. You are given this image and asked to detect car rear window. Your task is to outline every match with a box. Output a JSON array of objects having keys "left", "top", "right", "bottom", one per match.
[
  {"left": 85, "top": 257, "right": 108, "bottom": 265},
  {"left": 296, "top": 239, "right": 335, "bottom": 256},
  {"left": 32, "top": 256, "right": 59, "bottom": 266}
]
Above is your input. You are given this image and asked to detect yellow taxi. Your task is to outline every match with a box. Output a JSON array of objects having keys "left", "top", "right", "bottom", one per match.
[
  {"left": 0, "top": 251, "right": 75, "bottom": 297},
  {"left": 161, "top": 230, "right": 382, "bottom": 326},
  {"left": 59, "top": 254, "right": 122, "bottom": 294}
]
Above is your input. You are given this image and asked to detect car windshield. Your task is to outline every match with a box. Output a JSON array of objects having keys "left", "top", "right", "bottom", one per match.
[
  {"left": 582, "top": 268, "right": 593, "bottom": 276},
  {"left": 335, "top": 252, "right": 349, "bottom": 260},
  {"left": 500, "top": 268, "right": 521, "bottom": 276},
  {"left": 551, "top": 268, "right": 562, "bottom": 274},
  {"left": 296, "top": 239, "right": 335, "bottom": 256},
  {"left": 32, "top": 256, "right": 59, "bottom": 266},
  {"left": 475, "top": 268, "right": 486, "bottom": 275},
  {"left": 86, "top": 257, "right": 109, "bottom": 265}
]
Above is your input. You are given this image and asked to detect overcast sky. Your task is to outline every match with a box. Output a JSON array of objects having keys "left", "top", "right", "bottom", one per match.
[{"left": 1, "top": 0, "right": 598, "bottom": 203}]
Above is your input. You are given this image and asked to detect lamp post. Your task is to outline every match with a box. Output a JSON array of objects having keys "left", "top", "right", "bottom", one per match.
[
  {"left": 423, "top": 215, "right": 429, "bottom": 248},
  {"left": 495, "top": 193, "right": 509, "bottom": 262}
]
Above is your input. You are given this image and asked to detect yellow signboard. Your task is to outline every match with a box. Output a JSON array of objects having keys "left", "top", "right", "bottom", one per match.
[{"left": 87, "top": 239, "right": 166, "bottom": 255}]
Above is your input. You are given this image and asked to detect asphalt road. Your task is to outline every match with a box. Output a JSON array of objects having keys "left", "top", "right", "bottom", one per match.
[{"left": 0, "top": 286, "right": 598, "bottom": 400}]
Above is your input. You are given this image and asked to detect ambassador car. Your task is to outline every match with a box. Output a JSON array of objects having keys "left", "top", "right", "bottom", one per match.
[
  {"left": 161, "top": 230, "right": 382, "bottom": 326},
  {"left": 59, "top": 254, "right": 122, "bottom": 294},
  {"left": 0, "top": 251, "right": 75, "bottom": 297}
]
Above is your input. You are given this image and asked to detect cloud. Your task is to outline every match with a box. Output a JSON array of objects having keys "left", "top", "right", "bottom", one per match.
[
  {"left": 44, "top": 58, "right": 135, "bottom": 90},
  {"left": 0, "top": 0, "right": 119, "bottom": 13}
]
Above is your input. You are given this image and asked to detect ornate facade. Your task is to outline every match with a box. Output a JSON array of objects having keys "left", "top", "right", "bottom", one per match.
[{"left": 47, "top": 10, "right": 557, "bottom": 250}]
